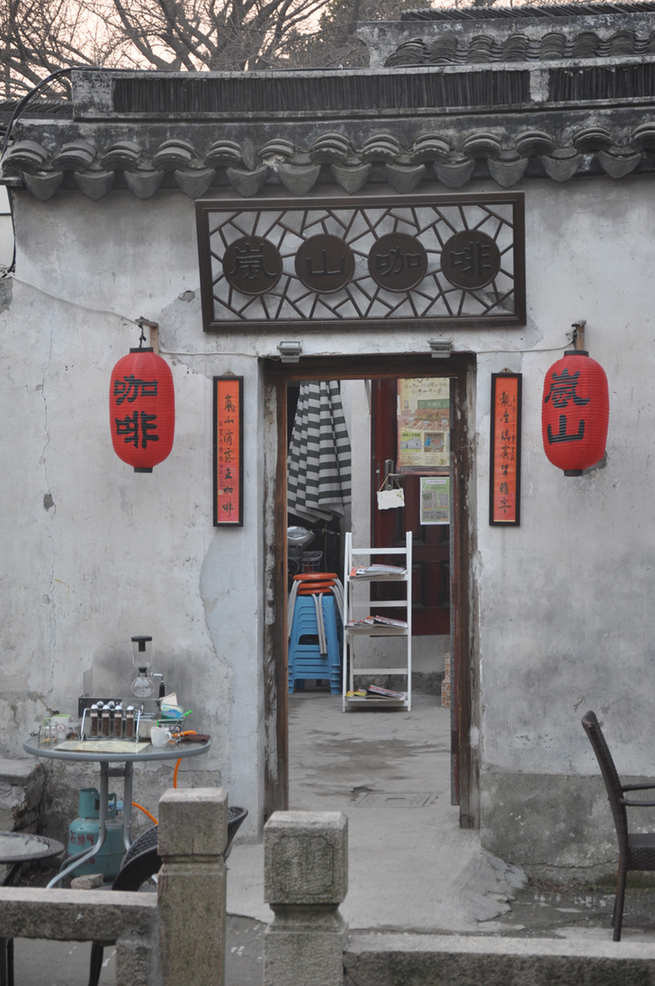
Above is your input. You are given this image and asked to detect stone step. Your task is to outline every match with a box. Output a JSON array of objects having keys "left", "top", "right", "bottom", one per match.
[
  {"left": 344, "top": 932, "right": 655, "bottom": 986},
  {"left": 0, "top": 758, "right": 45, "bottom": 882},
  {"left": 0, "top": 758, "right": 44, "bottom": 834}
]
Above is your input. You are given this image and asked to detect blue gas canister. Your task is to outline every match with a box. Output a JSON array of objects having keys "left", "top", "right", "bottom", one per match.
[{"left": 67, "top": 787, "right": 125, "bottom": 881}]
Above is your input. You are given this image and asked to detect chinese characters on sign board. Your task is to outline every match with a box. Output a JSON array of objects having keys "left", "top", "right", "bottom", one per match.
[
  {"left": 489, "top": 373, "right": 522, "bottom": 525},
  {"left": 197, "top": 193, "right": 525, "bottom": 331},
  {"left": 223, "top": 236, "right": 283, "bottom": 295},
  {"left": 440, "top": 230, "right": 501, "bottom": 290},
  {"left": 367, "top": 233, "right": 427, "bottom": 292},
  {"left": 214, "top": 376, "right": 243, "bottom": 526}
]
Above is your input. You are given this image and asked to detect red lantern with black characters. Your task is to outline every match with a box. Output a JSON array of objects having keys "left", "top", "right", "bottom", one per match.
[
  {"left": 542, "top": 350, "right": 609, "bottom": 476},
  {"left": 109, "top": 346, "right": 175, "bottom": 473}
]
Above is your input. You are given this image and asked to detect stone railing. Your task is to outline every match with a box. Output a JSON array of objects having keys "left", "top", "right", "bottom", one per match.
[
  {"left": 0, "top": 787, "right": 228, "bottom": 986},
  {"left": 264, "top": 810, "right": 348, "bottom": 986},
  {"left": 6, "top": 800, "right": 648, "bottom": 986},
  {"left": 0, "top": 885, "right": 159, "bottom": 982}
]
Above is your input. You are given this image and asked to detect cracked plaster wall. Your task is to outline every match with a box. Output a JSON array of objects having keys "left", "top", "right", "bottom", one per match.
[
  {"left": 0, "top": 190, "right": 265, "bottom": 839},
  {"left": 475, "top": 175, "right": 655, "bottom": 871},
  {"left": 2, "top": 173, "right": 655, "bottom": 862}
]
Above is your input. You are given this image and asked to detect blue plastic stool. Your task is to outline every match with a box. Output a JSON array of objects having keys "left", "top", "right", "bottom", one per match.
[{"left": 288, "top": 594, "right": 341, "bottom": 694}]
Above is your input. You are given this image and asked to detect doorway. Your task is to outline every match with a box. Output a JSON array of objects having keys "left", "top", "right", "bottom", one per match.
[{"left": 262, "top": 353, "right": 478, "bottom": 829}]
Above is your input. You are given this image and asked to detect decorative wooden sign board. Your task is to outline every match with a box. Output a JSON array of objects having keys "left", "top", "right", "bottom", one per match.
[
  {"left": 196, "top": 192, "right": 525, "bottom": 332},
  {"left": 213, "top": 376, "right": 243, "bottom": 526},
  {"left": 489, "top": 373, "right": 522, "bottom": 526}
]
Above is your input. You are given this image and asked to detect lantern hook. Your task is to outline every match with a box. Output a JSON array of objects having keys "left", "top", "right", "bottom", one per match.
[
  {"left": 571, "top": 320, "right": 586, "bottom": 351},
  {"left": 135, "top": 317, "right": 159, "bottom": 350}
]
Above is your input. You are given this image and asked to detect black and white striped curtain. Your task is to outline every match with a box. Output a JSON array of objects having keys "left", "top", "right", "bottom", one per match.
[{"left": 287, "top": 380, "right": 352, "bottom": 523}]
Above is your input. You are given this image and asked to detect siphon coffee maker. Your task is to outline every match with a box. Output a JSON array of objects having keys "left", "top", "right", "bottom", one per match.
[{"left": 131, "top": 635, "right": 155, "bottom": 699}]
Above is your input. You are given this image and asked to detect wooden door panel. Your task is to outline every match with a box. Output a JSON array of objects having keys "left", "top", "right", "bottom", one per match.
[{"left": 372, "top": 378, "right": 450, "bottom": 636}]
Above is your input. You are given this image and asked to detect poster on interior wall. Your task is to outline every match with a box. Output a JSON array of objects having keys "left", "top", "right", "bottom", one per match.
[
  {"left": 489, "top": 373, "right": 521, "bottom": 526},
  {"left": 420, "top": 476, "right": 450, "bottom": 525},
  {"left": 397, "top": 378, "right": 450, "bottom": 473},
  {"left": 213, "top": 375, "right": 243, "bottom": 527}
]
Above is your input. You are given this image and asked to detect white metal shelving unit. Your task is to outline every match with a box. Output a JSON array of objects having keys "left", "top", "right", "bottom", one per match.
[{"left": 342, "top": 530, "right": 412, "bottom": 711}]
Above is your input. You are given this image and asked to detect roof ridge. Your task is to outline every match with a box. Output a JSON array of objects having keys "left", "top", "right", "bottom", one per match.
[{"left": 400, "top": 1, "right": 655, "bottom": 20}]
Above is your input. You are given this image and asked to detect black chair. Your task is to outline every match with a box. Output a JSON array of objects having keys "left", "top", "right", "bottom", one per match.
[
  {"left": 88, "top": 805, "right": 248, "bottom": 985},
  {"left": 582, "top": 711, "right": 655, "bottom": 940}
]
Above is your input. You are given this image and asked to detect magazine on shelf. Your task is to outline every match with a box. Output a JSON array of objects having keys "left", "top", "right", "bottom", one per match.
[
  {"left": 350, "top": 564, "right": 406, "bottom": 579},
  {"left": 366, "top": 685, "right": 406, "bottom": 699},
  {"left": 371, "top": 614, "right": 408, "bottom": 628},
  {"left": 346, "top": 615, "right": 408, "bottom": 629}
]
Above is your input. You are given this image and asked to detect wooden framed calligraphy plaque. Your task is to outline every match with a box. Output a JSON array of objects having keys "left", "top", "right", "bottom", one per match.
[
  {"left": 196, "top": 191, "right": 525, "bottom": 332},
  {"left": 489, "top": 373, "right": 521, "bottom": 526},
  {"left": 213, "top": 376, "right": 243, "bottom": 527}
]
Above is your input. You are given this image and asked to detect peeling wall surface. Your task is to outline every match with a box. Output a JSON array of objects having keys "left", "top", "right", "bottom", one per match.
[
  {"left": 476, "top": 176, "right": 655, "bottom": 873},
  {"left": 0, "top": 192, "right": 267, "bottom": 837},
  {"left": 3, "top": 6, "right": 655, "bottom": 866}
]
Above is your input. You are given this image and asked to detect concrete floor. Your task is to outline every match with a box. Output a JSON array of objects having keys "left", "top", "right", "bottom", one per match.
[
  {"left": 228, "top": 689, "right": 524, "bottom": 933},
  {"left": 10, "top": 687, "right": 655, "bottom": 984}
]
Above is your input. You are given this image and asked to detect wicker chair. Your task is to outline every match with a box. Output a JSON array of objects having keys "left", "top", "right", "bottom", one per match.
[
  {"left": 88, "top": 805, "right": 248, "bottom": 985},
  {"left": 582, "top": 711, "right": 655, "bottom": 940}
]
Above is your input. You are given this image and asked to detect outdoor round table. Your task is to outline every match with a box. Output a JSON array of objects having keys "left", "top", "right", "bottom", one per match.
[
  {"left": 0, "top": 831, "right": 65, "bottom": 986},
  {"left": 24, "top": 735, "right": 210, "bottom": 887}
]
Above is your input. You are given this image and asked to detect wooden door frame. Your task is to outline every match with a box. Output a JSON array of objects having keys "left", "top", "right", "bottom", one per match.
[{"left": 262, "top": 352, "right": 478, "bottom": 828}]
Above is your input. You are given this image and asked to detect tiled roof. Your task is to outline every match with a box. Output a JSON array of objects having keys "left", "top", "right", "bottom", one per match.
[
  {"left": 384, "top": 29, "right": 655, "bottom": 66},
  {"left": 4, "top": 0, "right": 655, "bottom": 206},
  {"left": 400, "top": 1, "right": 655, "bottom": 21},
  {"left": 367, "top": 1, "right": 655, "bottom": 67},
  {"left": 3, "top": 120, "right": 653, "bottom": 201}
]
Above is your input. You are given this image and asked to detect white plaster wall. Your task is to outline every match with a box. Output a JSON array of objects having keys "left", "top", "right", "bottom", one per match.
[
  {"left": 476, "top": 175, "right": 655, "bottom": 782},
  {"left": 0, "top": 190, "right": 265, "bottom": 835},
  {"left": 3, "top": 174, "right": 655, "bottom": 848},
  {"left": 340, "top": 379, "right": 371, "bottom": 552}
]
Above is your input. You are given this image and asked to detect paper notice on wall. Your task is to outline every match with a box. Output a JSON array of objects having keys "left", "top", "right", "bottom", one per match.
[
  {"left": 420, "top": 476, "right": 450, "bottom": 525},
  {"left": 397, "top": 379, "right": 450, "bottom": 473}
]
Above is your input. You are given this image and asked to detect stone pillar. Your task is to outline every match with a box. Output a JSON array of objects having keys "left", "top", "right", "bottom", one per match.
[
  {"left": 264, "top": 811, "right": 348, "bottom": 986},
  {"left": 116, "top": 928, "right": 161, "bottom": 986},
  {"left": 157, "top": 788, "right": 227, "bottom": 986}
]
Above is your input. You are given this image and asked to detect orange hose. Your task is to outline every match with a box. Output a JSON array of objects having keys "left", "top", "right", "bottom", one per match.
[
  {"left": 132, "top": 801, "right": 158, "bottom": 825},
  {"left": 172, "top": 732, "right": 196, "bottom": 788},
  {"left": 132, "top": 740, "right": 190, "bottom": 822}
]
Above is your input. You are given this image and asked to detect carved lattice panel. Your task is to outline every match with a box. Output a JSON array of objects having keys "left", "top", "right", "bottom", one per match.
[{"left": 196, "top": 192, "right": 525, "bottom": 332}]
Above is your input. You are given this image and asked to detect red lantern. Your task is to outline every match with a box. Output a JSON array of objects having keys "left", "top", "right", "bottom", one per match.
[
  {"left": 109, "top": 347, "right": 175, "bottom": 473},
  {"left": 542, "top": 350, "right": 609, "bottom": 476}
]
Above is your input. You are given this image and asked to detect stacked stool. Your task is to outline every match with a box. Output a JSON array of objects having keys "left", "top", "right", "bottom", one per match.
[{"left": 288, "top": 573, "right": 343, "bottom": 694}]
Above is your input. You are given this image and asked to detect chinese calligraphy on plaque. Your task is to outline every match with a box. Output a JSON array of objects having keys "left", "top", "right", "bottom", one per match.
[
  {"left": 489, "top": 374, "right": 521, "bottom": 526},
  {"left": 214, "top": 376, "right": 243, "bottom": 526},
  {"left": 197, "top": 192, "right": 525, "bottom": 331}
]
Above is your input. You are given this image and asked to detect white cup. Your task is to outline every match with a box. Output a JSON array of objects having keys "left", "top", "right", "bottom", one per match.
[
  {"left": 52, "top": 715, "right": 72, "bottom": 737},
  {"left": 42, "top": 715, "right": 71, "bottom": 741},
  {"left": 150, "top": 727, "right": 173, "bottom": 748}
]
